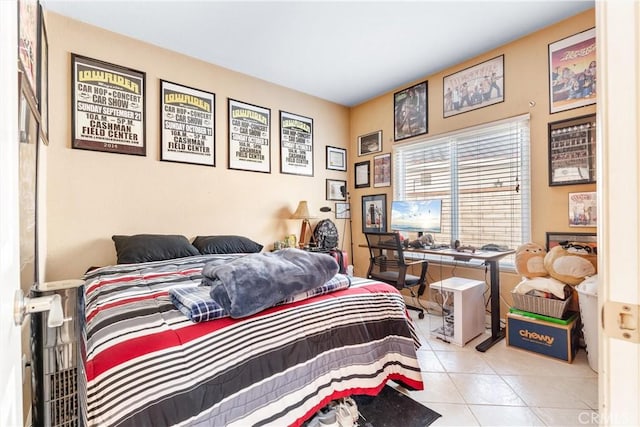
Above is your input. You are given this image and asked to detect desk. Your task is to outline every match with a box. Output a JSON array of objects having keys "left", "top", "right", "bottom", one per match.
[{"left": 362, "top": 243, "right": 514, "bottom": 352}]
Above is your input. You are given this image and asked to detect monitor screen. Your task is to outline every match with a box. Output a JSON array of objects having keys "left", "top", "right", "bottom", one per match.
[{"left": 390, "top": 199, "right": 442, "bottom": 234}]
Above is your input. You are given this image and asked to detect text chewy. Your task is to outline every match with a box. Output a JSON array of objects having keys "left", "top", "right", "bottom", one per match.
[{"left": 519, "top": 329, "right": 555, "bottom": 345}]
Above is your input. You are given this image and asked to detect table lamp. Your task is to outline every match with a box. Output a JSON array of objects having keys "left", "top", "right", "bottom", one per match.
[{"left": 292, "top": 200, "right": 316, "bottom": 248}]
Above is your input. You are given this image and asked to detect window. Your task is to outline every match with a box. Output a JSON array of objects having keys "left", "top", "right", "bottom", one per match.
[{"left": 393, "top": 114, "right": 530, "bottom": 264}]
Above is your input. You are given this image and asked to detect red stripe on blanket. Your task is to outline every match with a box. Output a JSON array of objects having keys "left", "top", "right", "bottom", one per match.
[
  {"left": 289, "top": 374, "right": 424, "bottom": 427},
  {"left": 85, "top": 291, "right": 169, "bottom": 323},
  {"left": 85, "top": 268, "right": 202, "bottom": 294}
]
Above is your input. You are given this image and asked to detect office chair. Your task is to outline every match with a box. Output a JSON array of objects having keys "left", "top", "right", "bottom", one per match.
[{"left": 364, "top": 232, "right": 428, "bottom": 319}]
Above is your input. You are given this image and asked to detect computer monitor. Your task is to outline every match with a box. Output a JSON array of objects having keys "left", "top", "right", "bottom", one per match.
[{"left": 390, "top": 199, "right": 442, "bottom": 234}]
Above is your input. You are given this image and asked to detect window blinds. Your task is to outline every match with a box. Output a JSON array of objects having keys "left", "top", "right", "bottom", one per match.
[{"left": 393, "top": 114, "right": 530, "bottom": 253}]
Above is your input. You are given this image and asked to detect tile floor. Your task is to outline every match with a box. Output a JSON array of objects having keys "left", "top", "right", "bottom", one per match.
[{"left": 392, "top": 312, "right": 599, "bottom": 426}]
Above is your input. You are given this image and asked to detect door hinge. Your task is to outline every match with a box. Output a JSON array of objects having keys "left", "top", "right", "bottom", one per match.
[{"left": 602, "top": 301, "right": 639, "bottom": 343}]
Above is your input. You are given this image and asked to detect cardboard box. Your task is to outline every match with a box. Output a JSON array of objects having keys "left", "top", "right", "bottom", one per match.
[{"left": 506, "top": 311, "right": 580, "bottom": 363}]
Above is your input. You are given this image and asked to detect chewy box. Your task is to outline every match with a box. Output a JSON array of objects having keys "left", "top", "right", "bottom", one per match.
[{"left": 506, "top": 311, "right": 579, "bottom": 363}]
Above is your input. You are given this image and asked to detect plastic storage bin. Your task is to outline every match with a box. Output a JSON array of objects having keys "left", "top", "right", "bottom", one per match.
[{"left": 576, "top": 275, "right": 598, "bottom": 372}]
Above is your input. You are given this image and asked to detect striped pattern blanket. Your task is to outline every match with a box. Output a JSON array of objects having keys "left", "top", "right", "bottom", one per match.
[{"left": 79, "top": 254, "right": 424, "bottom": 427}]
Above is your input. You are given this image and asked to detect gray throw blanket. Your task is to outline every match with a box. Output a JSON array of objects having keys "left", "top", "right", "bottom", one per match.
[{"left": 202, "top": 248, "right": 339, "bottom": 318}]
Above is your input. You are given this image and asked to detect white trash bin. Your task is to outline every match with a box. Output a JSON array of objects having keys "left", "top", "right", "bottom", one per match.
[{"left": 576, "top": 275, "right": 598, "bottom": 372}]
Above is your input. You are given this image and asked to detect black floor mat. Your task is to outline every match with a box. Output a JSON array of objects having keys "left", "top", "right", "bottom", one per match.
[{"left": 353, "top": 385, "right": 442, "bottom": 427}]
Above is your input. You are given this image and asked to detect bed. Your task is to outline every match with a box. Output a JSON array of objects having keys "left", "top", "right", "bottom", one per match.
[{"left": 78, "top": 251, "right": 424, "bottom": 426}]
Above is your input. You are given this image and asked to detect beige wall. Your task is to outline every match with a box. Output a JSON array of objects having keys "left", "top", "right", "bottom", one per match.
[
  {"left": 44, "top": 12, "right": 350, "bottom": 280},
  {"left": 348, "top": 9, "right": 596, "bottom": 312}
]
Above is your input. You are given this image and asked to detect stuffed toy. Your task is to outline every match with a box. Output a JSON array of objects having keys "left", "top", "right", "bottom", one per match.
[
  {"left": 544, "top": 244, "right": 597, "bottom": 285},
  {"left": 515, "top": 242, "right": 548, "bottom": 278}
]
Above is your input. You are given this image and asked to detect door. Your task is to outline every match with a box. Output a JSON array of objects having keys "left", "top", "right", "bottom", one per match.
[
  {"left": 0, "top": 1, "right": 25, "bottom": 426},
  {"left": 597, "top": 1, "right": 640, "bottom": 425}
]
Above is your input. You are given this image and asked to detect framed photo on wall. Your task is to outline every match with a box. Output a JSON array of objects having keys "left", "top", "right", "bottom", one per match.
[
  {"left": 548, "top": 28, "right": 596, "bottom": 114},
  {"left": 72, "top": 54, "right": 146, "bottom": 156},
  {"left": 443, "top": 55, "right": 504, "bottom": 118},
  {"left": 326, "top": 145, "right": 347, "bottom": 171},
  {"left": 18, "top": 0, "right": 39, "bottom": 100},
  {"left": 160, "top": 80, "right": 215, "bottom": 166},
  {"left": 548, "top": 114, "right": 596, "bottom": 186},
  {"left": 569, "top": 191, "right": 597, "bottom": 227},
  {"left": 335, "top": 202, "right": 351, "bottom": 219},
  {"left": 373, "top": 153, "right": 391, "bottom": 187},
  {"left": 228, "top": 98, "right": 270, "bottom": 172},
  {"left": 280, "top": 110, "right": 313, "bottom": 176},
  {"left": 546, "top": 232, "right": 596, "bottom": 252},
  {"left": 38, "top": 3, "right": 48, "bottom": 142},
  {"left": 355, "top": 160, "right": 370, "bottom": 188},
  {"left": 358, "top": 130, "right": 382, "bottom": 156},
  {"left": 394, "top": 81, "right": 428, "bottom": 141},
  {"left": 362, "top": 194, "right": 387, "bottom": 233},
  {"left": 326, "top": 179, "right": 347, "bottom": 201}
]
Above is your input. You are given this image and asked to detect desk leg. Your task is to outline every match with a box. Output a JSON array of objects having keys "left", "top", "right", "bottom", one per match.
[{"left": 475, "top": 260, "right": 505, "bottom": 352}]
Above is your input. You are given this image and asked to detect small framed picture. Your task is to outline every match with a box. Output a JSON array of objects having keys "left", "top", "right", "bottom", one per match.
[
  {"left": 326, "top": 145, "right": 347, "bottom": 171},
  {"left": 362, "top": 194, "right": 387, "bottom": 233},
  {"left": 355, "top": 160, "right": 370, "bottom": 188},
  {"left": 394, "top": 81, "right": 428, "bottom": 141},
  {"left": 569, "top": 191, "right": 597, "bottom": 227},
  {"left": 548, "top": 114, "right": 596, "bottom": 186},
  {"left": 358, "top": 130, "right": 382, "bottom": 156},
  {"left": 549, "top": 28, "right": 596, "bottom": 114},
  {"left": 335, "top": 202, "right": 351, "bottom": 219},
  {"left": 373, "top": 153, "right": 391, "bottom": 187},
  {"left": 546, "top": 232, "right": 596, "bottom": 252},
  {"left": 326, "top": 179, "right": 347, "bottom": 201}
]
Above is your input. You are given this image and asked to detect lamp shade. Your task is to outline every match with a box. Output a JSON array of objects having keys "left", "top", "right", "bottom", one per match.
[{"left": 292, "top": 201, "right": 314, "bottom": 219}]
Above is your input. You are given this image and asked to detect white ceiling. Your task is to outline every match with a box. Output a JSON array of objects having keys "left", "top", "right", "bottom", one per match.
[{"left": 41, "top": 0, "right": 594, "bottom": 106}]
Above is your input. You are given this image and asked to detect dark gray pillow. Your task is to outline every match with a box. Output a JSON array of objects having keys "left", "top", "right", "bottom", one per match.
[
  {"left": 192, "top": 235, "right": 263, "bottom": 255},
  {"left": 112, "top": 234, "right": 200, "bottom": 264}
]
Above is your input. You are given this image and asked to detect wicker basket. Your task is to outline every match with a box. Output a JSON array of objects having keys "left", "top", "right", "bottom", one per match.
[{"left": 511, "top": 292, "right": 570, "bottom": 318}]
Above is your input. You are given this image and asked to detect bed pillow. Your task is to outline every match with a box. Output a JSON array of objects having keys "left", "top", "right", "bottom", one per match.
[
  {"left": 112, "top": 234, "right": 200, "bottom": 264},
  {"left": 192, "top": 235, "right": 263, "bottom": 255}
]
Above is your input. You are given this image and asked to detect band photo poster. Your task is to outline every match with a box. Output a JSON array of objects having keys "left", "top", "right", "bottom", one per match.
[
  {"left": 228, "top": 99, "right": 270, "bottom": 172},
  {"left": 280, "top": 111, "right": 313, "bottom": 176},
  {"left": 161, "top": 80, "right": 215, "bottom": 166},
  {"left": 72, "top": 54, "right": 146, "bottom": 155}
]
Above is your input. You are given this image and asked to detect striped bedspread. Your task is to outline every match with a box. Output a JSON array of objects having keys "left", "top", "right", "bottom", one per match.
[{"left": 79, "top": 254, "right": 424, "bottom": 426}]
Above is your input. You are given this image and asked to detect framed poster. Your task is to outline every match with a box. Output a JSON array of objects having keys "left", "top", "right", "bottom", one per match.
[
  {"left": 355, "top": 160, "right": 370, "bottom": 188},
  {"left": 373, "top": 153, "right": 391, "bottom": 187},
  {"left": 38, "top": 3, "right": 48, "bottom": 142},
  {"left": 362, "top": 194, "right": 387, "bottom": 233},
  {"left": 569, "top": 191, "right": 597, "bottom": 227},
  {"left": 394, "top": 81, "right": 428, "bottom": 141},
  {"left": 548, "top": 28, "right": 596, "bottom": 114},
  {"left": 18, "top": 0, "right": 39, "bottom": 99},
  {"left": 72, "top": 54, "right": 146, "bottom": 156},
  {"left": 358, "top": 130, "right": 383, "bottom": 156},
  {"left": 443, "top": 55, "right": 504, "bottom": 118},
  {"left": 546, "top": 232, "right": 596, "bottom": 252},
  {"left": 326, "top": 179, "right": 347, "bottom": 201},
  {"left": 548, "top": 114, "right": 596, "bottom": 186},
  {"left": 326, "top": 145, "right": 347, "bottom": 171},
  {"left": 160, "top": 80, "right": 215, "bottom": 166},
  {"left": 280, "top": 111, "right": 313, "bottom": 176},
  {"left": 335, "top": 202, "right": 351, "bottom": 219},
  {"left": 228, "top": 98, "right": 270, "bottom": 172}
]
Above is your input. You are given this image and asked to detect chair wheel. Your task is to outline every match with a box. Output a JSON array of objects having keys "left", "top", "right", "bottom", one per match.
[{"left": 418, "top": 312, "right": 425, "bottom": 319}]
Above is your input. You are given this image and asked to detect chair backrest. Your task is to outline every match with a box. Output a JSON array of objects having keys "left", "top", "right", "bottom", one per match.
[{"left": 364, "top": 232, "right": 407, "bottom": 266}]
